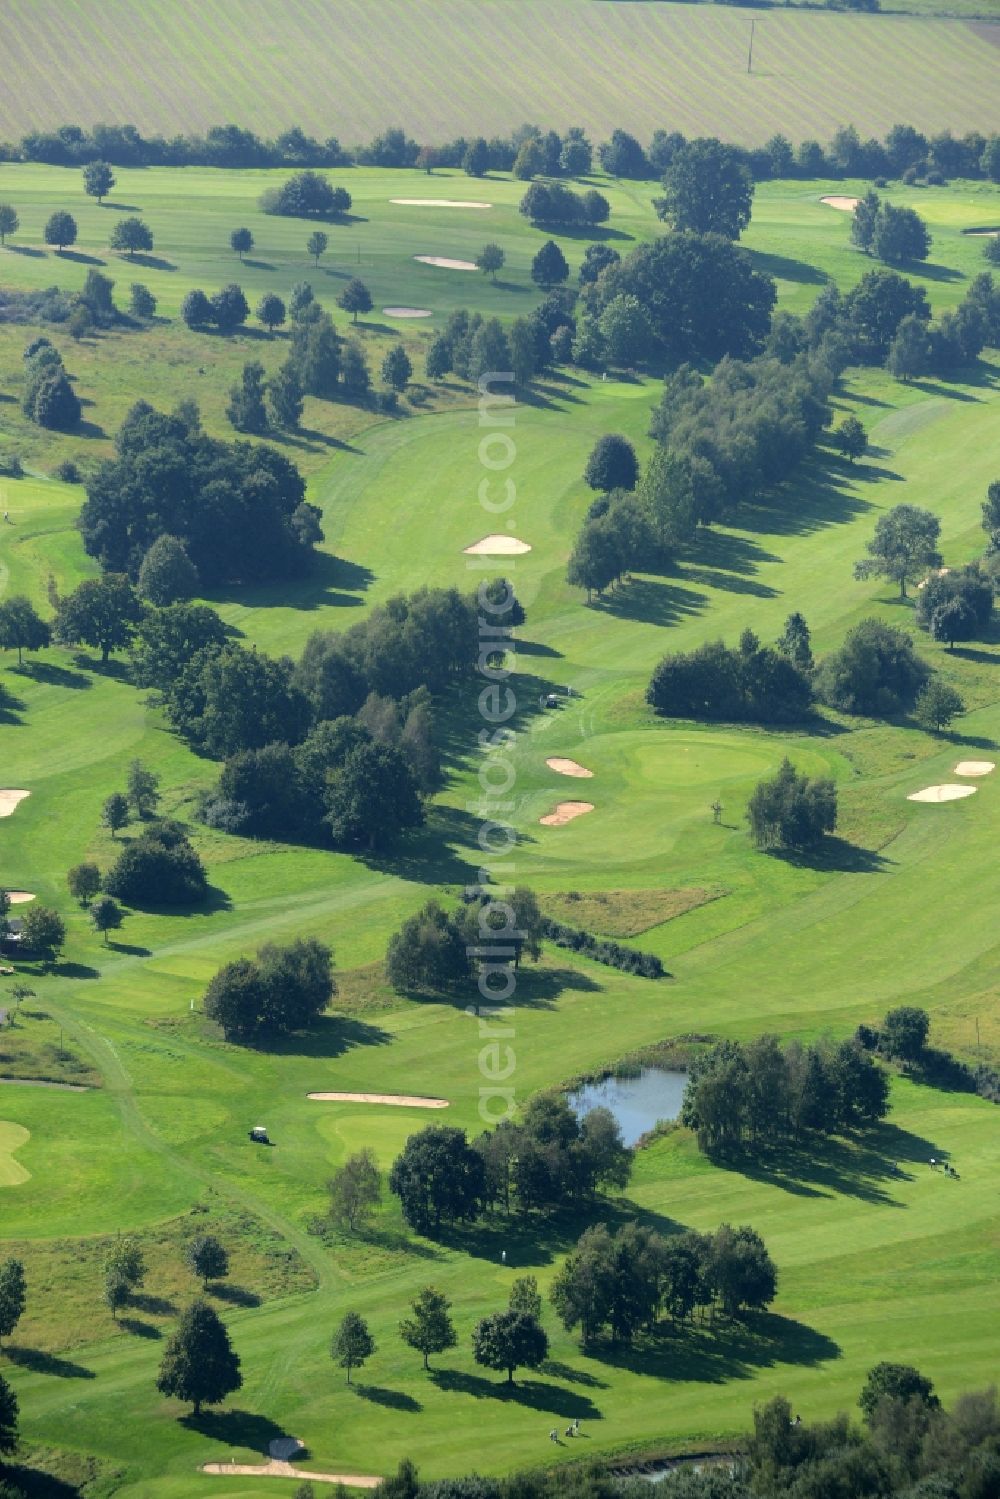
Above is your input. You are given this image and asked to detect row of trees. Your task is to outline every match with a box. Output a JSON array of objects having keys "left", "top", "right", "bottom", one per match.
[
  {"left": 647, "top": 629, "right": 814, "bottom": 727},
  {"left": 17, "top": 116, "right": 1000, "bottom": 188},
  {"left": 681, "top": 1036, "right": 890, "bottom": 1155},
  {"left": 851, "top": 190, "right": 930, "bottom": 265}
]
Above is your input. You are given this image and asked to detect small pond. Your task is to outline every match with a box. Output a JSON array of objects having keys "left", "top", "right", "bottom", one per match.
[{"left": 567, "top": 1068, "right": 687, "bottom": 1146}]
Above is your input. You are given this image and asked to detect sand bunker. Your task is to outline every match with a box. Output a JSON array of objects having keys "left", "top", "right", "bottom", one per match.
[
  {"left": 307, "top": 1091, "right": 448, "bottom": 1108},
  {"left": 963, "top": 227, "right": 1000, "bottom": 236},
  {"left": 463, "top": 535, "right": 532, "bottom": 556},
  {"left": 546, "top": 757, "right": 594, "bottom": 779},
  {"left": 907, "top": 784, "right": 977, "bottom": 803},
  {"left": 0, "top": 1121, "right": 30, "bottom": 1187},
  {"left": 202, "top": 1460, "right": 379, "bottom": 1486},
  {"left": 0, "top": 791, "right": 29, "bottom": 817},
  {"left": 4, "top": 892, "right": 34, "bottom": 904},
  {"left": 414, "top": 255, "right": 477, "bottom": 270},
  {"left": 383, "top": 306, "right": 432, "bottom": 317},
  {"left": 821, "top": 195, "right": 860, "bottom": 212},
  {"left": 392, "top": 198, "right": 491, "bottom": 209},
  {"left": 540, "top": 801, "right": 595, "bottom": 826},
  {"left": 954, "top": 761, "right": 995, "bottom": 776}
]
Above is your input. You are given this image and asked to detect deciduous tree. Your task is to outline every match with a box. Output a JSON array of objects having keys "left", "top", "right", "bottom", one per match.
[{"left": 156, "top": 1301, "right": 242, "bottom": 1415}]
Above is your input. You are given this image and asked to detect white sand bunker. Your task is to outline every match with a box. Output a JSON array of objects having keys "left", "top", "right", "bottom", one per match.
[
  {"left": 202, "top": 1460, "right": 378, "bottom": 1487},
  {"left": 963, "top": 227, "right": 1000, "bottom": 236},
  {"left": 4, "top": 892, "right": 34, "bottom": 904},
  {"left": 393, "top": 198, "right": 491, "bottom": 209},
  {"left": 383, "top": 306, "right": 432, "bottom": 317},
  {"left": 821, "top": 195, "right": 860, "bottom": 212},
  {"left": 463, "top": 534, "right": 532, "bottom": 556},
  {"left": 414, "top": 255, "right": 477, "bottom": 270},
  {"left": 540, "top": 801, "right": 595, "bottom": 826},
  {"left": 954, "top": 761, "right": 995, "bottom": 777},
  {"left": 0, "top": 791, "right": 29, "bottom": 817},
  {"left": 907, "top": 784, "right": 977, "bottom": 803},
  {"left": 546, "top": 757, "right": 594, "bottom": 779},
  {"left": 307, "top": 1091, "right": 448, "bottom": 1108}
]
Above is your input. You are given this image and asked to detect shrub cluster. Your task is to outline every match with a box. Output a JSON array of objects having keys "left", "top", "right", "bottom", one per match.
[
  {"left": 682, "top": 1034, "right": 890, "bottom": 1155},
  {"left": 647, "top": 631, "right": 813, "bottom": 726},
  {"left": 518, "top": 181, "right": 609, "bottom": 225},
  {"left": 80, "top": 401, "right": 322, "bottom": 584},
  {"left": 815, "top": 617, "right": 929, "bottom": 716},
  {"left": 21, "top": 338, "right": 80, "bottom": 430},
  {"left": 747, "top": 757, "right": 838, "bottom": 852},
  {"left": 103, "top": 821, "right": 208, "bottom": 907},
  {"left": 540, "top": 917, "right": 665, "bottom": 979},
  {"left": 553, "top": 1219, "right": 777, "bottom": 1346},
  {"left": 258, "top": 170, "right": 351, "bottom": 218},
  {"left": 203, "top": 937, "right": 335, "bottom": 1040}
]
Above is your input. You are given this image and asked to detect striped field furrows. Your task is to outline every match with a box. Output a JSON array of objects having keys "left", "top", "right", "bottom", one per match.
[{"left": 0, "top": 0, "right": 998, "bottom": 145}]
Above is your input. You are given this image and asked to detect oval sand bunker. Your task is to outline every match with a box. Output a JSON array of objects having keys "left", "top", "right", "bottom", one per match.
[
  {"left": 414, "top": 255, "right": 477, "bottom": 270},
  {"left": 383, "top": 306, "right": 432, "bottom": 318},
  {"left": 0, "top": 791, "right": 29, "bottom": 817},
  {"left": 954, "top": 761, "right": 995, "bottom": 777},
  {"left": 821, "top": 195, "right": 860, "bottom": 212},
  {"left": 546, "top": 757, "right": 594, "bottom": 779},
  {"left": 907, "top": 784, "right": 977, "bottom": 803},
  {"left": 308, "top": 1091, "right": 448, "bottom": 1108},
  {"left": 540, "top": 801, "right": 594, "bottom": 826},
  {"left": 464, "top": 534, "right": 532, "bottom": 555},
  {"left": 392, "top": 198, "right": 491, "bottom": 209},
  {"left": 4, "top": 892, "right": 34, "bottom": 904}
]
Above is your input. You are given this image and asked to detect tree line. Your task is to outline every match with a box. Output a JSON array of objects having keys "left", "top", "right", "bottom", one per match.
[{"left": 12, "top": 118, "right": 1000, "bottom": 190}]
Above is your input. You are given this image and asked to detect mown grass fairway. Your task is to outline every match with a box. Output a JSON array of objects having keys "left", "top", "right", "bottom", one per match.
[
  {"left": 0, "top": 0, "right": 999, "bottom": 144},
  {"left": 1, "top": 153, "right": 999, "bottom": 1497}
]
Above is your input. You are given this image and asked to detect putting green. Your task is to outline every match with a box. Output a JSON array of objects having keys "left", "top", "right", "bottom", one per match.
[{"left": 0, "top": 1120, "right": 30, "bottom": 1186}]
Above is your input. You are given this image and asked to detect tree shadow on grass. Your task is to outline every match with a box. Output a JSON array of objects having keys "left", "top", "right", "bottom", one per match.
[
  {"left": 748, "top": 250, "right": 828, "bottom": 287},
  {"left": 354, "top": 1383, "right": 422, "bottom": 1412},
  {"left": 15, "top": 660, "right": 91, "bottom": 690},
  {"left": 768, "top": 837, "right": 892, "bottom": 875},
  {"left": 181, "top": 1407, "right": 287, "bottom": 1451},
  {"left": 0, "top": 1462, "right": 80, "bottom": 1498},
  {"left": 123, "top": 252, "right": 176, "bottom": 272},
  {"left": 597, "top": 1310, "right": 840, "bottom": 1385},
  {"left": 108, "top": 940, "right": 152, "bottom": 957},
  {"left": 5, "top": 244, "right": 46, "bottom": 258},
  {"left": 260, "top": 1013, "right": 391, "bottom": 1061},
  {"left": 127, "top": 1292, "right": 176, "bottom": 1316},
  {"left": 354, "top": 1222, "right": 443, "bottom": 1260},
  {"left": 211, "top": 1282, "right": 262, "bottom": 1308},
  {"left": 589, "top": 576, "right": 709, "bottom": 630},
  {"left": 711, "top": 1119, "right": 938, "bottom": 1205},
  {"left": 541, "top": 1359, "right": 608, "bottom": 1389},
  {"left": 430, "top": 1366, "right": 603, "bottom": 1419},
  {"left": 5, "top": 1344, "right": 96, "bottom": 1378},
  {"left": 204, "top": 550, "right": 373, "bottom": 612},
  {"left": 118, "top": 1316, "right": 160, "bottom": 1338},
  {"left": 58, "top": 249, "right": 106, "bottom": 266}
]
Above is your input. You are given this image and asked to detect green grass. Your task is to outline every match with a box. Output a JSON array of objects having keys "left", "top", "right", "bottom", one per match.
[
  {"left": 0, "top": 1, "right": 998, "bottom": 145},
  {"left": 1, "top": 167, "right": 1000, "bottom": 1491}
]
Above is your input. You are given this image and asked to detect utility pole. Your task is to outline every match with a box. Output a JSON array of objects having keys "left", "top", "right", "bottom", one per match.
[{"left": 747, "top": 18, "right": 755, "bottom": 74}]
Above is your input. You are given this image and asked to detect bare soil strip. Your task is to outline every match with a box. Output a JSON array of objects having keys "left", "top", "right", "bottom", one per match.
[
  {"left": 540, "top": 801, "right": 595, "bottom": 826},
  {"left": 546, "top": 757, "right": 594, "bottom": 778},
  {"left": 202, "top": 1460, "right": 379, "bottom": 1486},
  {"left": 307, "top": 1091, "right": 448, "bottom": 1108},
  {"left": 907, "top": 784, "right": 977, "bottom": 803}
]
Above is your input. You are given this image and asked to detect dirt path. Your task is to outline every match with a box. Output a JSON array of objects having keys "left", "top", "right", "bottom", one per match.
[{"left": 202, "top": 1459, "right": 379, "bottom": 1486}]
